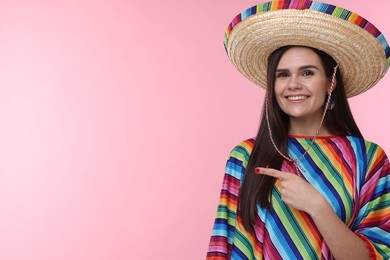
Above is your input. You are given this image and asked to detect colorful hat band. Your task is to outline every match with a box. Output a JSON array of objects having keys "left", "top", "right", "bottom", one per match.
[{"left": 224, "top": 0, "right": 390, "bottom": 97}]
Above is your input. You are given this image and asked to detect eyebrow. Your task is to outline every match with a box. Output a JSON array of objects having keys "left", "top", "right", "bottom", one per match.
[{"left": 276, "top": 65, "right": 320, "bottom": 71}]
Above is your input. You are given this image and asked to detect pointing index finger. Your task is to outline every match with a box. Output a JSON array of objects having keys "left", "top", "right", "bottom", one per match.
[{"left": 255, "top": 167, "right": 284, "bottom": 179}]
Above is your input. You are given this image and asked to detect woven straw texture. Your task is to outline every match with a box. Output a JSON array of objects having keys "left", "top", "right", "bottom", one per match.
[{"left": 225, "top": 0, "right": 390, "bottom": 97}]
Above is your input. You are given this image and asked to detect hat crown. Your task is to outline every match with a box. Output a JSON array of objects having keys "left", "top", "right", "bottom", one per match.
[{"left": 225, "top": 0, "right": 390, "bottom": 97}]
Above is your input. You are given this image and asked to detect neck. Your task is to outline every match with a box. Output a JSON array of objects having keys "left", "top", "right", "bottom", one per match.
[{"left": 288, "top": 117, "right": 333, "bottom": 136}]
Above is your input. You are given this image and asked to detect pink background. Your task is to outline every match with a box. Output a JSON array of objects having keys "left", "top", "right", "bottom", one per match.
[{"left": 0, "top": 0, "right": 389, "bottom": 259}]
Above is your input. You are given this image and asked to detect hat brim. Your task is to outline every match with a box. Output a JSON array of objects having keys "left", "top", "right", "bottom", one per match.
[{"left": 225, "top": 5, "right": 389, "bottom": 97}]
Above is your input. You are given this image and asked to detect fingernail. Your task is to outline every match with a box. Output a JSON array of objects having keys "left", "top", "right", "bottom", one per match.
[{"left": 254, "top": 167, "right": 260, "bottom": 173}]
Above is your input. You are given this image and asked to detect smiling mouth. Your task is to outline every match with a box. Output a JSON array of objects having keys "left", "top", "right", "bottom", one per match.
[{"left": 287, "top": 95, "right": 309, "bottom": 101}]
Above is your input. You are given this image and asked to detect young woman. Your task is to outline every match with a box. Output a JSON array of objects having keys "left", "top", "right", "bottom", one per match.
[{"left": 207, "top": 1, "right": 390, "bottom": 259}]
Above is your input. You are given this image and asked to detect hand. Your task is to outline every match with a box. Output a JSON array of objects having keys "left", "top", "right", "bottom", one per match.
[{"left": 255, "top": 167, "right": 327, "bottom": 214}]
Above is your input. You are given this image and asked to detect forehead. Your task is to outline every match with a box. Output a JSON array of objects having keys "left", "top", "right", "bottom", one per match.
[{"left": 277, "top": 47, "right": 322, "bottom": 68}]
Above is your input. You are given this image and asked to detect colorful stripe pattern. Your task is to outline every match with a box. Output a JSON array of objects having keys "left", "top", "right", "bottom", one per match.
[
  {"left": 224, "top": 0, "right": 390, "bottom": 69},
  {"left": 207, "top": 136, "right": 390, "bottom": 259}
]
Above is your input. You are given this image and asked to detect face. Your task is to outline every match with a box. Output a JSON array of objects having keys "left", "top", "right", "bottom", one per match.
[{"left": 274, "top": 47, "right": 331, "bottom": 124}]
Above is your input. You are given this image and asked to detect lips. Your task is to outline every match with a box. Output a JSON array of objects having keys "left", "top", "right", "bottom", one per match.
[{"left": 286, "top": 95, "right": 309, "bottom": 101}]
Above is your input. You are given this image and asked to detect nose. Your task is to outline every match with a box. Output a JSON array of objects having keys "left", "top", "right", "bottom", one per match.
[{"left": 288, "top": 75, "right": 302, "bottom": 89}]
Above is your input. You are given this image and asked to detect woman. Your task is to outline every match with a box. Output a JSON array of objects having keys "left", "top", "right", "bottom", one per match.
[{"left": 207, "top": 1, "right": 390, "bottom": 259}]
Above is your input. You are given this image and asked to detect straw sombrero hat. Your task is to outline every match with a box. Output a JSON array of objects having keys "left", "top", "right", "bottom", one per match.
[{"left": 225, "top": 0, "right": 390, "bottom": 97}]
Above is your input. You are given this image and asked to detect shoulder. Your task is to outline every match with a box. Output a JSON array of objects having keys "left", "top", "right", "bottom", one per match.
[
  {"left": 226, "top": 138, "right": 255, "bottom": 169},
  {"left": 346, "top": 136, "right": 387, "bottom": 157},
  {"left": 362, "top": 140, "right": 389, "bottom": 173},
  {"left": 346, "top": 136, "right": 389, "bottom": 175},
  {"left": 228, "top": 138, "right": 255, "bottom": 159}
]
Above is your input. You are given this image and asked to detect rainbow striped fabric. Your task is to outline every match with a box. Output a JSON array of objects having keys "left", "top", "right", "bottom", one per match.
[
  {"left": 207, "top": 136, "right": 390, "bottom": 259},
  {"left": 224, "top": 0, "right": 390, "bottom": 69}
]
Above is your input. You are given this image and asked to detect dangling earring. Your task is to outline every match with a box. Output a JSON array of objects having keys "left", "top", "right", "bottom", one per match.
[{"left": 328, "top": 98, "right": 335, "bottom": 110}]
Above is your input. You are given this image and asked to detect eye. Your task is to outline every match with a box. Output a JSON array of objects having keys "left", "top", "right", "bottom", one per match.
[
  {"left": 302, "top": 70, "right": 314, "bottom": 76},
  {"left": 276, "top": 72, "right": 289, "bottom": 78}
]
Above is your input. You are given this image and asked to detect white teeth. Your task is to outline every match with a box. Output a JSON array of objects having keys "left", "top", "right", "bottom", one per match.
[{"left": 288, "top": 96, "right": 307, "bottom": 101}]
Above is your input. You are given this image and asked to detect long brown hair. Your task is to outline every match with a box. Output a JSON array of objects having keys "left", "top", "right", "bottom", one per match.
[{"left": 238, "top": 46, "right": 363, "bottom": 233}]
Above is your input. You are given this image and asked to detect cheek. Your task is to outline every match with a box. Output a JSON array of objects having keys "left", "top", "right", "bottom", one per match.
[
  {"left": 274, "top": 82, "right": 283, "bottom": 97},
  {"left": 318, "top": 86, "right": 329, "bottom": 101},
  {"left": 274, "top": 84, "right": 285, "bottom": 105}
]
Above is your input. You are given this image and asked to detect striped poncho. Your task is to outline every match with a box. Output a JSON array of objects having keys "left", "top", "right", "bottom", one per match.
[{"left": 207, "top": 136, "right": 390, "bottom": 259}]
